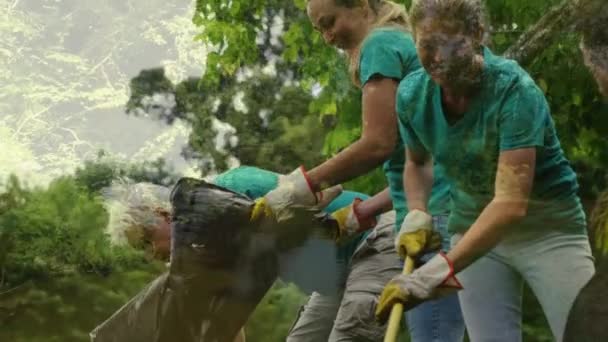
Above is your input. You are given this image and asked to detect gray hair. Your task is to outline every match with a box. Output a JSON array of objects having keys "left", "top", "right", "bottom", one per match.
[{"left": 101, "top": 181, "right": 172, "bottom": 247}]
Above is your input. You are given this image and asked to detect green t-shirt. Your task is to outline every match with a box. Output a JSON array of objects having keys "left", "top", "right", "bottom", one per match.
[
  {"left": 359, "top": 27, "right": 450, "bottom": 228},
  {"left": 397, "top": 48, "right": 586, "bottom": 234},
  {"left": 212, "top": 166, "right": 370, "bottom": 263}
]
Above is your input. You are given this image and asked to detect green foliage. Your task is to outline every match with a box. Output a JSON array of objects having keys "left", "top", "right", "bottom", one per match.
[
  {"left": 74, "top": 150, "right": 180, "bottom": 192},
  {"left": 127, "top": 68, "right": 332, "bottom": 175},
  {"left": 0, "top": 271, "right": 160, "bottom": 342},
  {"left": 194, "top": 0, "right": 357, "bottom": 168},
  {"left": 0, "top": 174, "right": 164, "bottom": 341},
  {"left": 245, "top": 280, "right": 308, "bottom": 342}
]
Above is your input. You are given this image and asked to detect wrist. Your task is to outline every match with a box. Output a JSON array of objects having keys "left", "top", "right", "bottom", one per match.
[
  {"left": 408, "top": 205, "right": 428, "bottom": 213},
  {"left": 352, "top": 198, "right": 378, "bottom": 231},
  {"left": 434, "top": 252, "right": 462, "bottom": 289},
  {"left": 353, "top": 198, "right": 373, "bottom": 221},
  {"left": 352, "top": 197, "right": 368, "bottom": 222},
  {"left": 299, "top": 166, "right": 318, "bottom": 192}
]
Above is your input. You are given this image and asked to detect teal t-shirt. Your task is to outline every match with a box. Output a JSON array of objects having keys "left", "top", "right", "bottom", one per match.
[
  {"left": 397, "top": 48, "right": 586, "bottom": 234},
  {"left": 212, "top": 166, "right": 370, "bottom": 262},
  {"left": 359, "top": 27, "right": 450, "bottom": 228}
]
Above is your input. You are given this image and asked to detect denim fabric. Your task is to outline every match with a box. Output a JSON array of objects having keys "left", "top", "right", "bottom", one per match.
[
  {"left": 405, "top": 214, "right": 465, "bottom": 342},
  {"left": 452, "top": 230, "right": 595, "bottom": 342}
]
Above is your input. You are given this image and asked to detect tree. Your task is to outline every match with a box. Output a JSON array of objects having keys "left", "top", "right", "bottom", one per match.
[
  {"left": 0, "top": 175, "right": 164, "bottom": 342},
  {"left": 73, "top": 150, "right": 181, "bottom": 193},
  {"left": 503, "top": 0, "right": 606, "bottom": 65},
  {"left": 126, "top": 67, "right": 332, "bottom": 176}
]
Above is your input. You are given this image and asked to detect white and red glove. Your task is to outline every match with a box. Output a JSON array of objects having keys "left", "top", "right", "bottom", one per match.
[
  {"left": 375, "top": 252, "right": 463, "bottom": 322},
  {"left": 327, "top": 198, "right": 377, "bottom": 243},
  {"left": 250, "top": 166, "right": 342, "bottom": 222},
  {"left": 395, "top": 209, "right": 442, "bottom": 259}
]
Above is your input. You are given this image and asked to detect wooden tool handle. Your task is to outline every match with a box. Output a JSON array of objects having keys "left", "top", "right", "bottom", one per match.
[{"left": 383, "top": 256, "right": 415, "bottom": 342}]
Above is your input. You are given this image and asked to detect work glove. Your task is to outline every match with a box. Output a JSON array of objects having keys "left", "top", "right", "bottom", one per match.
[
  {"left": 375, "top": 252, "right": 462, "bottom": 322},
  {"left": 395, "top": 209, "right": 442, "bottom": 259},
  {"left": 250, "top": 166, "right": 342, "bottom": 222},
  {"left": 325, "top": 198, "right": 377, "bottom": 244}
]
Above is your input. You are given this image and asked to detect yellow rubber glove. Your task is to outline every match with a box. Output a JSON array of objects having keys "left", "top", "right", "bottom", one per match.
[
  {"left": 250, "top": 197, "right": 273, "bottom": 222},
  {"left": 328, "top": 198, "right": 376, "bottom": 243},
  {"left": 250, "top": 167, "right": 342, "bottom": 222},
  {"left": 375, "top": 253, "right": 462, "bottom": 322},
  {"left": 395, "top": 209, "right": 442, "bottom": 259}
]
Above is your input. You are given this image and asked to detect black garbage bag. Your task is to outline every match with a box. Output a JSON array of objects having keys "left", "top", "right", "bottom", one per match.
[
  {"left": 90, "top": 177, "right": 339, "bottom": 342},
  {"left": 563, "top": 259, "right": 608, "bottom": 341}
]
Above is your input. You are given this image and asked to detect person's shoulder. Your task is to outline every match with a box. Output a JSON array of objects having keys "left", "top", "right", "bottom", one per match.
[
  {"left": 368, "top": 26, "right": 413, "bottom": 40},
  {"left": 212, "top": 166, "right": 279, "bottom": 198},
  {"left": 397, "top": 69, "right": 431, "bottom": 117},
  {"left": 361, "top": 27, "right": 414, "bottom": 51},
  {"left": 398, "top": 69, "right": 430, "bottom": 98},
  {"left": 485, "top": 49, "right": 542, "bottom": 96}
]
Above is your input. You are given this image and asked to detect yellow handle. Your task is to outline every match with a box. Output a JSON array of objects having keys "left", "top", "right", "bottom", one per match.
[{"left": 383, "top": 256, "right": 415, "bottom": 342}]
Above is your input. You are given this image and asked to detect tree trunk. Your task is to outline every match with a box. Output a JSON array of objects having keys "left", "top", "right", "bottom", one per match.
[{"left": 504, "top": 0, "right": 606, "bottom": 65}]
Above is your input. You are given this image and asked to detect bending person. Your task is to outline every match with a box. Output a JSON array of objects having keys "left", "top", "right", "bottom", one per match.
[{"left": 214, "top": 166, "right": 403, "bottom": 341}]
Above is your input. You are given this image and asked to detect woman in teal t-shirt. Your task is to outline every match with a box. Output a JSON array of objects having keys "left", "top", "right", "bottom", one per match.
[
  {"left": 376, "top": 1, "right": 595, "bottom": 341},
  {"left": 249, "top": 0, "right": 464, "bottom": 341}
]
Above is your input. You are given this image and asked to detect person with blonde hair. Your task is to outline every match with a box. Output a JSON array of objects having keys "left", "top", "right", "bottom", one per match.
[
  {"left": 251, "top": 0, "right": 465, "bottom": 340},
  {"left": 375, "top": 0, "right": 596, "bottom": 341}
]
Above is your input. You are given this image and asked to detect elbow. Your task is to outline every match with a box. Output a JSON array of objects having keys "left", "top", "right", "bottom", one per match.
[
  {"left": 362, "top": 137, "right": 395, "bottom": 161},
  {"left": 511, "top": 204, "right": 528, "bottom": 221},
  {"left": 493, "top": 198, "right": 529, "bottom": 222}
]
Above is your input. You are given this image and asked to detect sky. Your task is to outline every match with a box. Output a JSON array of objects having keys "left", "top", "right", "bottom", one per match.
[{"left": 1, "top": 0, "right": 213, "bottom": 188}]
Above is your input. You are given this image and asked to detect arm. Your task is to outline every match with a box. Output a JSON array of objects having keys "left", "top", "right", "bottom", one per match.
[
  {"left": 356, "top": 187, "right": 393, "bottom": 219},
  {"left": 325, "top": 188, "right": 392, "bottom": 242},
  {"left": 404, "top": 147, "right": 434, "bottom": 212},
  {"left": 447, "top": 148, "right": 536, "bottom": 272},
  {"left": 307, "top": 78, "right": 399, "bottom": 190},
  {"left": 375, "top": 148, "right": 537, "bottom": 320}
]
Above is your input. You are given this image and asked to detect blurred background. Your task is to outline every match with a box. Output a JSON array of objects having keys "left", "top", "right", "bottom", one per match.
[{"left": 1, "top": 0, "right": 606, "bottom": 341}]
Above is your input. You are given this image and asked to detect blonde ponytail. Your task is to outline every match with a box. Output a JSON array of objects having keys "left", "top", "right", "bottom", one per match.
[
  {"left": 349, "top": 0, "right": 410, "bottom": 87},
  {"left": 373, "top": 0, "right": 410, "bottom": 30}
]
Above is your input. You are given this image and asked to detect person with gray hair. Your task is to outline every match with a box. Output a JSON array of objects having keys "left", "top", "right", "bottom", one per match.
[{"left": 102, "top": 181, "right": 172, "bottom": 261}]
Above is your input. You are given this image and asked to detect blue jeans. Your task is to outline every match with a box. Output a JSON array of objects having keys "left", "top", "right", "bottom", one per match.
[
  {"left": 405, "top": 215, "right": 465, "bottom": 342},
  {"left": 452, "top": 229, "right": 595, "bottom": 342}
]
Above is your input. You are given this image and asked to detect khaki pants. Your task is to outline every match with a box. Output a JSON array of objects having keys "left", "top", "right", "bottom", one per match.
[{"left": 286, "top": 212, "right": 402, "bottom": 341}]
